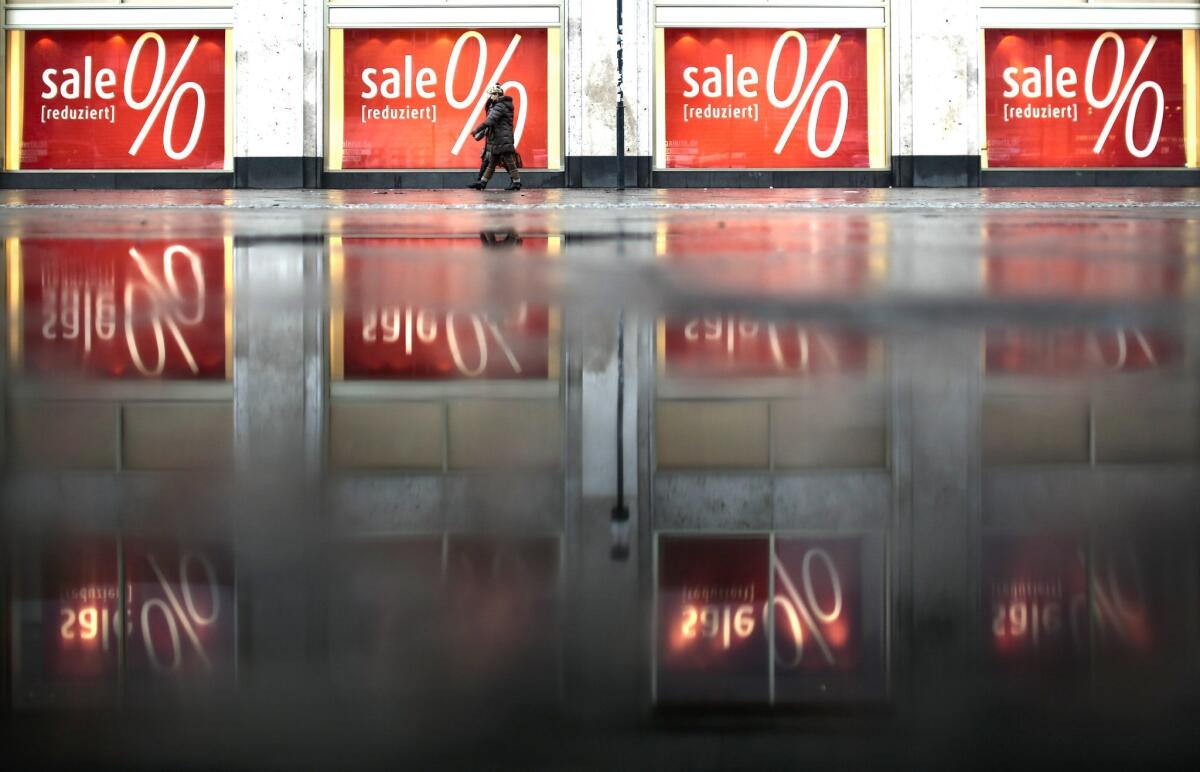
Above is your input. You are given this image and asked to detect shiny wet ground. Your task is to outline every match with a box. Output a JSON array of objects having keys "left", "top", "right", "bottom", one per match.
[{"left": 1, "top": 189, "right": 1199, "bottom": 770}]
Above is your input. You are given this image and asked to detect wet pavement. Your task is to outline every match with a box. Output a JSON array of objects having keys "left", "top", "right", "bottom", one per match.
[{"left": 1, "top": 188, "right": 1199, "bottom": 770}]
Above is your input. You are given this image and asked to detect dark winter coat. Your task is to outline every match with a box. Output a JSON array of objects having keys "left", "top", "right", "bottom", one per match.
[{"left": 472, "top": 95, "right": 516, "bottom": 156}]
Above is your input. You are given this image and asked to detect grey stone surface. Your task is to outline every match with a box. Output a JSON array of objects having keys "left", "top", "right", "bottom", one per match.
[
  {"left": 654, "top": 474, "right": 773, "bottom": 530},
  {"left": 328, "top": 475, "right": 444, "bottom": 535},
  {"left": 772, "top": 473, "right": 892, "bottom": 531}
]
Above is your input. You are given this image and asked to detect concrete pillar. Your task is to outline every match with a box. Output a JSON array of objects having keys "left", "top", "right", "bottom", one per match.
[
  {"left": 566, "top": 0, "right": 652, "bottom": 186},
  {"left": 891, "top": 0, "right": 981, "bottom": 186},
  {"left": 233, "top": 236, "right": 327, "bottom": 690},
  {"left": 234, "top": 0, "right": 323, "bottom": 187}
]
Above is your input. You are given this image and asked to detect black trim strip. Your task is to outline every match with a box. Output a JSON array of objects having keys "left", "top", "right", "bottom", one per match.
[
  {"left": 1, "top": 172, "right": 235, "bottom": 189},
  {"left": 982, "top": 169, "right": 1200, "bottom": 187},
  {"left": 652, "top": 169, "right": 892, "bottom": 188},
  {"left": 5, "top": 155, "right": 1195, "bottom": 189}
]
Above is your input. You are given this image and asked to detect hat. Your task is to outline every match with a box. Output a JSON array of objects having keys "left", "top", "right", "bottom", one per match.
[{"left": 487, "top": 83, "right": 505, "bottom": 97}]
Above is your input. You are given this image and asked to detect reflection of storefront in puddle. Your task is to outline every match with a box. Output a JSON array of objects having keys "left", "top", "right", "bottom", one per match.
[
  {"left": 8, "top": 237, "right": 232, "bottom": 380},
  {"left": 332, "top": 535, "right": 563, "bottom": 700},
  {"left": 983, "top": 531, "right": 1169, "bottom": 681},
  {"left": 10, "top": 533, "right": 235, "bottom": 706},
  {"left": 329, "top": 236, "right": 558, "bottom": 381},
  {"left": 984, "top": 230, "right": 1187, "bottom": 375},
  {"left": 655, "top": 534, "right": 885, "bottom": 706}
]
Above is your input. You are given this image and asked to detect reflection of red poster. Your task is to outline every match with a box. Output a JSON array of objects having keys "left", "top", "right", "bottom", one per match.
[
  {"left": 43, "top": 536, "right": 234, "bottom": 682},
  {"left": 658, "top": 220, "right": 879, "bottom": 379},
  {"left": 339, "top": 28, "right": 549, "bottom": 169},
  {"left": 445, "top": 536, "right": 560, "bottom": 684},
  {"left": 1091, "top": 538, "right": 1160, "bottom": 662},
  {"left": 984, "top": 29, "right": 1185, "bottom": 168},
  {"left": 124, "top": 539, "right": 235, "bottom": 680},
  {"left": 15, "top": 29, "right": 228, "bottom": 170},
  {"left": 657, "top": 536, "right": 769, "bottom": 703},
  {"left": 986, "top": 328, "right": 1180, "bottom": 375},
  {"left": 987, "top": 252, "right": 1185, "bottom": 300},
  {"left": 983, "top": 533, "right": 1088, "bottom": 674},
  {"left": 338, "top": 238, "right": 554, "bottom": 380},
  {"left": 16, "top": 238, "right": 228, "bottom": 379},
  {"left": 663, "top": 28, "right": 871, "bottom": 168},
  {"left": 662, "top": 316, "right": 871, "bottom": 378},
  {"left": 984, "top": 234, "right": 1183, "bottom": 375},
  {"left": 660, "top": 216, "right": 882, "bottom": 296},
  {"left": 772, "top": 538, "right": 860, "bottom": 677}
]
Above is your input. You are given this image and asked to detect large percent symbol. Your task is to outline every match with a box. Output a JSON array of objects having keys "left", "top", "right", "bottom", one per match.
[
  {"left": 143, "top": 553, "right": 220, "bottom": 674},
  {"left": 448, "top": 32, "right": 528, "bottom": 157},
  {"left": 771, "top": 548, "right": 843, "bottom": 668},
  {"left": 126, "top": 32, "right": 206, "bottom": 161},
  {"left": 1086, "top": 32, "right": 1162, "bottom": 158},
  {"left": 126, "top": 245, "right": 206, "bottom": 376},
  {"left": 769, "top": 32, "right": 847, "bottom": 158}
]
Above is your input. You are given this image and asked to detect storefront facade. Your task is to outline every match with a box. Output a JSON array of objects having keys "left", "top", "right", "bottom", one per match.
[{"left": 0, "top": 0, "right": 1197, "bottom": 188}]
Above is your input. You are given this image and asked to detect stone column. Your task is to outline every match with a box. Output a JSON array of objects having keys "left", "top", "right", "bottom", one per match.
[
  {"left": 234, "top": 0, "right": 324, "bottom": 187},
  {"left": 890, "top": 0, "right": 981, "bottom": 186}
]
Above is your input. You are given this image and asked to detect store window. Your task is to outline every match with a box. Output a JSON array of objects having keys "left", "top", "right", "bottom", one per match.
[
  {"left": 326, "top": 3, "right": 563, "bottom": 171},
  {"left": 979, "top": 3, "right": 1200, "bottom": 168},
  {"left": 653, "top": 4, "right": 888, "bottom": 170},
  {"left": 2, "top": 3, "right": 234, "bottom": 171}
]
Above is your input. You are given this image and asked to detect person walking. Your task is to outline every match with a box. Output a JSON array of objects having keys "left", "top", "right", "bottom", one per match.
[{"left": 469, "top": 84, "right": 522, "bottom": 191}]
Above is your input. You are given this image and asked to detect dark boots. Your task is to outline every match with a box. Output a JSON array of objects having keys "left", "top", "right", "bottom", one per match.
[{"left": 468, "top": 178, "right": 519, "bottom": 191}]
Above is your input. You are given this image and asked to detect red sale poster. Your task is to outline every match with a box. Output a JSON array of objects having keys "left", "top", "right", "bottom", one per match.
[
  {"left": 984, "top": 29, "right": 1185, "bottom": 167},
  {"left": 9, "top": 29, "right": 230, "bottom": 170},
  {"left": 662, "top": 28, "right": 871, "bottom": 168},
  {"left": 656, "top": 220, "right": 879, "bottom": 379},
  {"left": 336, "top": 28, "right": 551, "bottom": 169},
  {"left": 12, "top": 238, "right": 230, "bottom": 380}
]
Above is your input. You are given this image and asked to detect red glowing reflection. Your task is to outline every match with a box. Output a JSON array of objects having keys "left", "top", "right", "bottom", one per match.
[
  {"left": 336, "top": 237, "right": 556, "bottom": 380},
  {"left": 14, "top": 238, "right": 229, "bottom": 380}
]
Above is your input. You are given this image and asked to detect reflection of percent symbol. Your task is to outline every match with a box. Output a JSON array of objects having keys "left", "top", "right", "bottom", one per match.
[
  {"left": 126, "top": 246, "right": 207, "bottom": 376},
  {"left": 447, "top": 311, "right": 525, "bottom": 377},
  {"left": 126, "top": 32, "right": 206, "bottom": 160},
  {"left": 1086, "top": 32, "right": 1162, "bottom": 158},
  {"left": 143, "top": 553, "right": 220, "bottom": 674},
  {"left": 1089, "top": 546, "right": 1149, "bottom": 648},
  {"left": 769, "top": 32, "right": 846, "bottom": 158},
  {"left": 771, "top": 549, "right": 843, "bottom": 667},
  {"left": 1087, "top": 328, "right": 1159, "bottom": 371},
  {"left": 767, "top": 325, "right": 842, "bottom": 373},
  {"left": 447, "top": 31, "right": 528, "bottom": 157}
]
